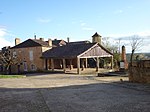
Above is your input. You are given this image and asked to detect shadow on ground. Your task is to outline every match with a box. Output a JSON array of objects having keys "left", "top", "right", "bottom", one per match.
[{"left": 0, "top": 82, "right": 150, "bottom": 112}]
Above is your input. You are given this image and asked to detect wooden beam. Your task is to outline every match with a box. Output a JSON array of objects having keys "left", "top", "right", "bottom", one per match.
[
  {"left": 77, "top": 57, "right": 80, "bottom": 74},
  {"left": 51, "top": 58, "right": 54, "bottom": 71},
  {"left": 62, "top": 58, "right": 66, "bottom": 73},
  {"left": 96, "top": 57, "right": 99, "bottom": 72},
  {"left": 81, "top": 59, "right": 85, "bottom": 71},
  {"left": 111, "top": 56, "right": 113, "bottom": 69},
  {"left": 85, "top": 58, "right": 88, "bottom": 68}
]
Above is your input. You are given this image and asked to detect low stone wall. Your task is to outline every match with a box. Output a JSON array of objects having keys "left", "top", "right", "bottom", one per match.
[{"left": 129, "top": 60, "right": 150, "bottom": 83}]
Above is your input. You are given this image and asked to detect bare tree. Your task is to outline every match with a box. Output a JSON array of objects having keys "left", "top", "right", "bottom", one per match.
[
  {"left": 129, "top": 35, "right": 143, "bottom": 66},
  {"left": 102, "top": 37, "right": 119, "bottom": 53},
  {"left": 0, "top": 47, "right": 18, "bottom": 74},
  {"left": 102, "top": 37, "right": 120, "bottom": 69}
]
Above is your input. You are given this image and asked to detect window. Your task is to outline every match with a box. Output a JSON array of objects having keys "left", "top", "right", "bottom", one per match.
[
  {"left": 29, "top": 50, "right": 33, "bottom": 61},
  {"left": 23, "top": 61, "right": 28, "bottom": 71},
  {"left": 13, "top": 51, "right": 17, "bottom": 57},
  {"left": 31, "top": 64, "right": 36, "bottom": 71}
]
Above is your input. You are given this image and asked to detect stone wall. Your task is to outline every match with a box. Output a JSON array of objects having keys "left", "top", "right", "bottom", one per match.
[
  {"left": 11, "top": 46, "right": 51, "bottom": 74},
  {"left": 129, "top": 60, "right": 150, "bottom": 83}
]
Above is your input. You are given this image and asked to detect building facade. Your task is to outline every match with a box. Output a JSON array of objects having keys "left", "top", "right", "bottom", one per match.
[
  {"left": 10, "top": 38, "right": 67, "bottom": 73},
  {"left": 8, "top": 32, "right": 113, "bottom": 74}
]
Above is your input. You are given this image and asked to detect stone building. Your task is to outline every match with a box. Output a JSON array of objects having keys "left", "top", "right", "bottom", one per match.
[
  {"left": 10, "top": 38, "right": 66, "bottom": 73},
  {"left": 9, "top": 32, "right": 113, "bottom": 74}
]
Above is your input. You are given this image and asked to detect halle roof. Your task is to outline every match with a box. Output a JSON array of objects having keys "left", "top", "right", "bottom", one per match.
[
  {"left": 42, "top": 42, "right": 112, "bottom": 59},
  {"left": 42, "top": 43, "right": 96, "bottom": 58}
]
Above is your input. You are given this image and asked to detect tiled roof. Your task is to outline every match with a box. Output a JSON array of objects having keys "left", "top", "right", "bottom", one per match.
[
  {"left": 42, "top": 43, "right": 96, "bottom": 58},
  {"left": 42, "top": 42, "right": 112, "bottom": 59},
  {"left": 11, "top": 39, "right": 49, "bottom": 49}
]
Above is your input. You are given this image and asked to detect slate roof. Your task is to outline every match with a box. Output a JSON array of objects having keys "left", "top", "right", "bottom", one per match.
[
  {"left": 42, "top": 43, "right": 96, "bottom": 59},
  {"left": 11, "top": 39, "right": 50, "bottom": 49},
  {"left": 42, "top": 43, "right": 112, "bottom": 59},
  {"left": 92, "top": 32, "right": 101, "bottom": 37}
]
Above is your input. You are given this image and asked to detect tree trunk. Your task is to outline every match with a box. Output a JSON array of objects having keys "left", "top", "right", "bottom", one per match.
[
  {"left": 5, "top": 65, "right": 11, "bottom": 75},
  {"left": 130, "top": 49, "right": 135, "bottom": 67},
  {"left": 129, "top": 49, "right": 134, "bottom": 82},
  {"left": 9, "top": 66, "right": 11, "bottom": 74}
]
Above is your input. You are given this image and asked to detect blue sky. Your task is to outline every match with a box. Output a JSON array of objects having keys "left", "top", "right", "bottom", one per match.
[{"left": 0, "top": 0, "right": 150, "bottom": 53}]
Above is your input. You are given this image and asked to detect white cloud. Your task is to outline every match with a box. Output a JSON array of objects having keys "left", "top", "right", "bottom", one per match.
[
  {"left": 104, "top": 30, "right": 150, "bottom": 53},
  {"left": 136, "top": 30, "right": 150, "bottom": 37},
  {"left": 71, "top": 21, "right": 76, "bottom": 24},
  {"left": 37, "top": 18, "right": 51, "bottom": 23},
  {"left": 114, "top": 10, "right": 123, "bottom": 14},
  {"left": 106, "top": 33, "right": 135, "bottom": 38},
  {"left": 0, "top": 28, "right": 14, "bottom": 49},
  {"left": 106, "top": 30, "right": 150, "bottom": 38},
  {"left": 0, "top": 28, "right": 7, "bottom": 37},
  {"left": 142, "top": 44, "right": 150, "bottom": 53},
  {"left": 82, "top": 27, "right": 94, "bottom": 31},
  {"left": 0, "top": 38, "right": 13, "bottom": 49},
  {"left": 81, "top": 22, "right": 86, "bottom": 26},
  {"left": 80, "top": 21, "right": 94, "bottom": 31}
]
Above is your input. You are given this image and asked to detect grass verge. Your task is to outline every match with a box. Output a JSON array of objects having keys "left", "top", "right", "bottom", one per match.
[{"left": 0, "top": 75, "right": 25, "bottom": 78}]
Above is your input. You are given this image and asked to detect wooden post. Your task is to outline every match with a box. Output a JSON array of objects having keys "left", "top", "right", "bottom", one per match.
[
  {"left": 85, "top": 58, "right": 88, "bottom": 68},
  {"left": 45, "top": 59, "right": 48, "bottom": 70},
  {"left": 81, "top": 59, "right": 85, "bottom": 71},
  {"left": 111, "top": 56, "right": 113, "bottom": 69},
  {"left": 47, "top": 59, "right": 50, "bottom": 70},
  {"left": 69, "top": 59, "right": 73, "bottom": 70},
  {"left": 96, "top": 57, "right": 99, "bottom": 72},
  {"left": 51, "top": 58, "right": 54, "bottom": 71},
  {"left": 60, "top": 60, "right": 63, "bottom": 68},
  {"left": 77, "top": 57, "right": 80, "bottom": 74},
  {"left": 62, "top": 58, "right": 66, "bottom": 73}
]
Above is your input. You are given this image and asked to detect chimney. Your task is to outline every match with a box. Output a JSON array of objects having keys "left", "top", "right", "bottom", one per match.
[
  {"left": 15, "top": 38, "right": 20, "bottom": 45},
  {"left": 121, "top": 45, "right": 128, "bottom": 69},
  {"left": 121, "top": 46, "right": 126, "bottom": 61},
  {"left": 48, "top": 39, "right": 52, "bottom": 46},
  {"left": 39, "top": 38, "right": 44, "bottom": 41},
  {"left": 34, "top": 34, "right": 36, "bottom": 39},
  {"left": 67, "top": 37, "right": 70, "bottom": 43}
]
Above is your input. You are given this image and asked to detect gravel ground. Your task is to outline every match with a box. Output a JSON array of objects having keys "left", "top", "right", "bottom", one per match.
[{"left": 0, "top": 73, "right": 150, "bottom": 112}]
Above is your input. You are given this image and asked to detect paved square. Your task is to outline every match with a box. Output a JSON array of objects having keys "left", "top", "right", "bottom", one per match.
[{"left": 0, "top": 73, "right": 150, "bottom": 112}]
